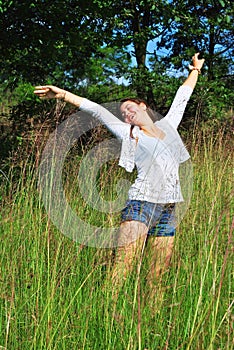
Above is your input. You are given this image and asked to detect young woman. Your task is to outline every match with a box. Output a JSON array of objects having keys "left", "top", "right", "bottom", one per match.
[{"left": 34, "top": 53, "right": 204, "bottom": 295}]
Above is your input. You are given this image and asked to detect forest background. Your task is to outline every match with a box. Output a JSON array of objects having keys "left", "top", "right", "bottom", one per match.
[{"left": 0, "top": 0, "right": 233, "bottom": 161}]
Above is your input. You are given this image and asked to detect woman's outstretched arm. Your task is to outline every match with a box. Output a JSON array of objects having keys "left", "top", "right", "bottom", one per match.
[
  {"left": 34, "top": 85, "right": 129, "bottom": 140},
  {"left": 182, "top": 52, "right": 205, "bottom": 89},
  {"left": 34, "top": 85, "right": 83, "bottom": 107},
  {"left": 163, "top": 53, "right": 205, "bottom": 129}
]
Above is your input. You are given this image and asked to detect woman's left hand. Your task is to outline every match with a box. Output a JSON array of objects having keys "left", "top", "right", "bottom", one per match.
[{"left": 192, "top": 52, "right": 205, "bottom": 70}]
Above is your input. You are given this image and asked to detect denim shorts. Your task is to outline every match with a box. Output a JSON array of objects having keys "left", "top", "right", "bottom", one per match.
[{"left": 121, "top": 200, "right": 176, "bottom": 237}]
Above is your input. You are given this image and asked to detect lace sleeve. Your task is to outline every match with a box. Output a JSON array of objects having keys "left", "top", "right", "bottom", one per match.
[
  {"left": 164, "top": 86, "right": 193, "bottom": 129},
  {"left": 79, "top": 98, "right": 129, "bottom": 140}
]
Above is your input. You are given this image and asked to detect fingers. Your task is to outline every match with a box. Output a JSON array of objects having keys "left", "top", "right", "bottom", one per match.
[
  {"left": 34, "top": 90, "right": 48, "bottom": 95},
  {"left": 34, "top": 86, "right": 50, "bottom": 93},
  {"left": 34, "top": 86, "right": 51, "bottom": 98},
  {"left": 192, "top": 52, "right": 205, "bottom": 70},
  {"left": 34, "top": 85, "right": 65, "bottom": 100},
  {"left": 192, "top": 53, "right": 200, "bottom": 62},
  {"left": 34, "top": 85, "right": 47, "bottom": 89},
  {"left": 193, "top": 52, "right": 205, "bottom": 62},
  {"left": 34, "top": 85, "right": 53, "bottom": 90},
  {"left": 193, "top": 52, "right": 200, "bottom": 59}
]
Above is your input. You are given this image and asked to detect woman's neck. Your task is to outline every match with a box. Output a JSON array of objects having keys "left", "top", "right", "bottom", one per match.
[{"left": 140, "top": 124, "right": 165, "bottom": 140}]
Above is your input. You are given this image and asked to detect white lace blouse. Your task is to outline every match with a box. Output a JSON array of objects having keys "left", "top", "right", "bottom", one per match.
[{"left": 79, "top": 85, "right": 193, "bottom": 203}]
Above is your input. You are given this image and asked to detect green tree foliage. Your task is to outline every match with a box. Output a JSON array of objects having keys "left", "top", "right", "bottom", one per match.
[
  {"left": 157, "top": 0, "right": 234, "bottom": 81},
  {"left": 0, "top": 0, "right": 233, "bottom": 132},
  {"left": 1, "top": 1, "right": 233, "bottom": 86},
  {"left": 0, "top": 0, "right": 116, "bottom": 88},
  {"left": 92, "top": 0, "right": 173, "bottom": 106},
  {"left": 153, "top": 0, "right": 234, "bottom": 124},
  {"left": 0, "top": 1, "right": 173, "bottom": 97}
]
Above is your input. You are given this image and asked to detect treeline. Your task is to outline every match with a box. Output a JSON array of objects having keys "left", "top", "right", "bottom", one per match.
[{"left": 0, "top": 0, "right": 233, "bottom": 160}]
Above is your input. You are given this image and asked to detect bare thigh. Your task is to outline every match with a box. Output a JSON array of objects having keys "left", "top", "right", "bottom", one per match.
[
  {"left": 112, "top": 221, "right": 148, "bottom": 281},
  {"left": 146, "top": 236, "right": 175, "bottom": 279},
  {"left": 118, "top": 220, "right": 148, "bottom": 246}
]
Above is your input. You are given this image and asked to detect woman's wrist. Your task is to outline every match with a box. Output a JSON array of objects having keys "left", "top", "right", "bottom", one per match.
[
  {"left": 61, "top": 90, "right": 83, "bottom": 107},
  {"left": 62, "top": 91, "right": 67, "bottom": 100},
  {"left": 188, "top": 64, "right": 201, "bottom": 74}
]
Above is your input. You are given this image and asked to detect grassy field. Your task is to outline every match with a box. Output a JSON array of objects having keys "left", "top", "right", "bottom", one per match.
[{"left": 0, "top": 128, "right": 233, "bottom": 350}]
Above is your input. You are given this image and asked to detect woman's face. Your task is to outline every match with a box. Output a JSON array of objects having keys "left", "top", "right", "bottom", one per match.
[{"left": 120, "top": 100, "right": 149, "bottom": 126}]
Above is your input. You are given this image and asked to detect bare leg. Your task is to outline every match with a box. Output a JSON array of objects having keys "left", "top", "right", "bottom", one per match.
[
  {"left": 146, "top": 236, "right": 174, "bottom": 300},
  {"left": 111, "top": 221, "right": 148, "bottom": 298}
]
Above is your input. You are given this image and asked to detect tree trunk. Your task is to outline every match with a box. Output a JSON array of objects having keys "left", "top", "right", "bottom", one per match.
[
  {"left": 208, "top": 22, "right": 215, "bottom": 81},
  {"left": 131, "top": 6, "right": 157, "bottom": 108}
]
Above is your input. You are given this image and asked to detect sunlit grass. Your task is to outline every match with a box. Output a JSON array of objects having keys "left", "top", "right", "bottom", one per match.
[{"left": 0, "top": 128, "right": 233, "bottom": 350}]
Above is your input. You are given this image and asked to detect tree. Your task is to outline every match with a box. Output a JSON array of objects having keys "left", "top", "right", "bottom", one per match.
[
  {"left": 0, "top": 0, "right": 173, "bottom": 106},
  {"left": 97, "top": 0, "right": 173, "bottom": 107},
  {"left": 1, "top": 0, "right": 233, "bottom": 118},
  {"left": 0, "top": 0, "right": 115, "bottom": 88},
  {"left": 157, "top": 0, "right": 234, "bottom": 81}
]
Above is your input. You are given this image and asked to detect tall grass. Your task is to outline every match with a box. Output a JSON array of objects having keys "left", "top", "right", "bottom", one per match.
[{"left": 0, "top": 128, "right": 233, "bottom": 350}]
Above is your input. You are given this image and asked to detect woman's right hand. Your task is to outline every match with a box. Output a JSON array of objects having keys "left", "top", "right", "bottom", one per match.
[{"left": 34, "top": 85, "right": 66, "bottom": 100}]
